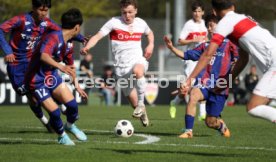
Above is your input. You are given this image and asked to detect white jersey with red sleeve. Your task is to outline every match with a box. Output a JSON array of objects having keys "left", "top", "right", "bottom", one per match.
[
  {"left": 211, "top": 11, "right": 276, "bottom": 72},
  {"left": 99, "top": 16, "right": 151, "bottom": 76},
  {"left": 179, "top": 19, "right": 208, "bottom": 50}
]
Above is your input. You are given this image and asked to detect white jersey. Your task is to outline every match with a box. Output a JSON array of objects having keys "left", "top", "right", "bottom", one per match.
[
  {"left": 179, "top": 19, "right": 207, "bottom": 76},
  {"left": 212, "top": 11, "right": 276, "bottom": 72},
  {"left": 179, "top": 19, "right": 208, "bottom": 50},
  {"left": 100, "top": 16, "right": 151, "bottom": 73}
]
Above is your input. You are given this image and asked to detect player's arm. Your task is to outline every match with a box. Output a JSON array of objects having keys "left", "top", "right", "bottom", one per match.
[
  {"left": 0, "top": 16, "right": 21, "bottom": 62},
  {"left": 181, "top": 42, "right": 218, "bottom": 94},
  {"left": 163, "top": 36, "right": 184, "bottom": 59},
  {"left": 144, "top": 31, "right": 154, "bottom": 60},
  {"left": 81, "top": 32, "right": 104, "bottom": 55}
]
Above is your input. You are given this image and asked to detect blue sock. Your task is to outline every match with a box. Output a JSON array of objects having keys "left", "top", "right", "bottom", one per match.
[
  {"left": 49, "top": 109, "right": 64, "bottom": 135},
  {"left": 65, "top": 99, "right": 79, "bottom": 123},
  {"left": 29, "top": 104, "right": 43, "bottom": 119},
  {"left": 185, "top": 115, "right": 195, "bottom": 130}
]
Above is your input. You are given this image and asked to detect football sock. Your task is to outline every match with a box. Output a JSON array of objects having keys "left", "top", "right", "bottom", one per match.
[
  {"left": 171, "top": 95, "right": 182, "bottom": 105},
  {"left": 65, "top": 99, "right": 79, "bottom": 123},
  {"left": 137, "top": 77, "right": 146, "bottom": 105},
  {"left": 49, "top": 109, "right": 64, "bottom": 135},
  {"left": 29, "top": 104, "right": 44, "bottom": 119},
  {"left": 248, "top": 105, "right": 276, "bottom": 123},
  {"left": 199, "top": 102, "right": 206, "bottom": 117},
  {"left": 185, "top": 114, "right": 195, "bottom": 130}
]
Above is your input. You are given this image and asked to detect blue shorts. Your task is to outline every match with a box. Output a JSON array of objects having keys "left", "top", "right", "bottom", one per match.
[
  {"left": 7, "top": 63, "right": 28, "bottom": 95},
  {"left": 200, "top": 88, "right": 228, "bottom": 117},
  {"left": 32, "top": 75, "right": 63, "bottom": 104}
]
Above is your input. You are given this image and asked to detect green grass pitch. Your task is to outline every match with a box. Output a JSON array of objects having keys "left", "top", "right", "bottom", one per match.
[{"left": 0, "top": 105, "right": 275, "bottom": 162}]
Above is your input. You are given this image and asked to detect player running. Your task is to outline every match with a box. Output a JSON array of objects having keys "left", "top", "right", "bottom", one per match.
[
  {"left": 82, "top": 0, "right": 154, "bottom": 127},
  {"left": 0, "top": 0, "right": 85, "bottom": 132},
  {"left": 169, "top": 1, "right": 207, "bottom": 120},
  {"left": 164, "top": 13, "right": 238, "bottom": 138},
  {"left": 182, "top": 0, "right": 276, "bottom": 124},
  {"left": 25, "top": 8, "right": 87, "bottom": 145}
]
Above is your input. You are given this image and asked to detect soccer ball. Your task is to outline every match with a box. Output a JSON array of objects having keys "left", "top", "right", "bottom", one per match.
[{"left": 114, "top": 120, "right": 134, "bottom": 138}]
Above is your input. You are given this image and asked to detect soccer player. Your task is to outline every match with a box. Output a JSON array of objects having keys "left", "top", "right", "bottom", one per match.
[
  {"left": 25, "top": 8, "right": 87, "bottom": 145},
  {"left": 164, "top": 13, "right": 238, "bottom": 138},
  {"left": 182, "top": 0, "right": 276, "bottom": 124},
  {"left": 169, "top": 1, "right": 207, "bottom": 120},
  {"left": 0, "top": 0, "right": 59, "bottom": 132},
  {"left": 82, "top": 0, "right": 154, "bottom": 127},
  {"left": 0, "top": 0, "right": 85, "bottom": 132}
]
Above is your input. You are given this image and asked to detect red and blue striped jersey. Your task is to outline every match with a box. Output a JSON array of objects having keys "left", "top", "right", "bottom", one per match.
[
  {"left": 183, "top": 39, "right": 239, "bottom": 95},
  {"left": 26, "top": 30, "right": 74, "bottom": 90},
  {"left": 0, "top": 12, "right": 61, "bottom": 65}
]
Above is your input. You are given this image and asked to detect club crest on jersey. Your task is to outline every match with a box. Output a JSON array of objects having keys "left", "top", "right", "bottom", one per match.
[
  {"left": 145, "top": 83, "right": 159, "bottom": 105},
  {"left": 41, "top": 21, "right": 47, "bottom": 27}
]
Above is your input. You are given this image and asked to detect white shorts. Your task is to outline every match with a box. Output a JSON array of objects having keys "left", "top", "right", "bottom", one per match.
[
  {"left": 183, "top": 60, "right": 198, "bottom": 77},
  {"left": 116, "top": 58, "right": 148, "bottom": 96},
  {"left": 253, "top": 66, "right": 276, "bottom": 99}
]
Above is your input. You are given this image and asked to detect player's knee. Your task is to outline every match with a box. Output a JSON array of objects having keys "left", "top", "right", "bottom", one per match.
[
  {"left": 132, "top": 65, "right": 144, "bottom": 77},
  {"left": 65, "top": 99, "right": 79, "bottom": 123}
]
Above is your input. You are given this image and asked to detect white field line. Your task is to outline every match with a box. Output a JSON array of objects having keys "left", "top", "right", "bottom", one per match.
[{"left": 2, "top": 126, "right": 276, "bottom": 151}]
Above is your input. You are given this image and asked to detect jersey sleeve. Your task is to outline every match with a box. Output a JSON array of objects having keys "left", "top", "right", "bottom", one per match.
[
  {"left": 183, "top": 43, "right": 206, "bottom": 61},
  {"left": 63, "top": 44, "right": 74, "bottom": 66},
  {"left": 179, "top": 22, "right": 190, "bottom": 40},
  {"left": 99, "top": 18, "right": 114, "bottom": 37},
  {"left": 140, "top": 18, "right": 151, "bottom": 35},
  {"left": 0, "top": 15, "right": 22, "bottom": 55},
  {"left": 40, "top": 34, "right": 58, "bottom": 57},
  {"left": 211, "top": 18, "right": 233, "bottom": 45}
]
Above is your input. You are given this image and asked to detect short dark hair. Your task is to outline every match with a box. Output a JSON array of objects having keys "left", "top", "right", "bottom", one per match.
[
  {"left": 191, "top": 1, "right": 204, "bottom": 11},
  {"left": 61, "top": 8, "right": 83, "bottom": 29},
  {"left": 205, "top": 13, "right": 219, "bottom": 27},
  {"left": 32, "top": 0, "right": 51, "bottom": 8},
  {"left": 212, "top": 0, "right": 235, "bottom": 11},
  {"left": 119, "top": 0, "right": 137, "bottom": 9}
]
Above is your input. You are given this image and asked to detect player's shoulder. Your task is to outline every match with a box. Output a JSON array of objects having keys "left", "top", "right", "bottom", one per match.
[{"left": 44, "top": 30, "right": 61, "bottom": 42}]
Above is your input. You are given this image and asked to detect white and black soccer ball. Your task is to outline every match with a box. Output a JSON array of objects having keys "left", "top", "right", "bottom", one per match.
[{"left": 114, "top": 120, "right": 134, "bottom": 138}]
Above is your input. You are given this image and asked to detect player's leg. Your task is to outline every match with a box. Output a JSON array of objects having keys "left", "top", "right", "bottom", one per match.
[
  {"left": 169, "top": 91, "right": 182, "bottom": 118},
  {"left": 7, "top": 64, "right": 50, "bottom": 132},
  {"left": 179, "top": 88, "right": 204, "bottom": 138},
  {"left": 26, "top": 94, "right": 52, "bottom": 132},
  {"left": 40, "top": 97, "right": 75, "bottom": 145},
  {"left": 247, "top": 70, "right": 276, "bottom": 123},
  {"left": 52, "top": 82, "right": 87, "bottom": 141},
  {"left": 132, "top": 63, "right": 149, "bottom": 127},
  {"left": 204, "top": 93, "right": 230, "bottom": 137}
]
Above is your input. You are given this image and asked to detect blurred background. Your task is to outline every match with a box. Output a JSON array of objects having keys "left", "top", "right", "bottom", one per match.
[{"left": 0, "top": 0, "right": 276, "bottom": 106}]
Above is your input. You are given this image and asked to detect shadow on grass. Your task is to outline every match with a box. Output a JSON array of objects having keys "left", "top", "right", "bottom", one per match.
[{"left": 90, "top": 147, "right": 244, "bottom": 157}]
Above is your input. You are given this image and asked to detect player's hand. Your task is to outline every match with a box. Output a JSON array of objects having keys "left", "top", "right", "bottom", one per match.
[
  {"left": 179, "top": 79, "right": 192, "bottom": 96},
  {"left": 60, "top": 65, "right": 75, "bottom": 78},
  {"left": 80, "top": 47, "right": 89, "bottom": 55},
  {"left": 76, "top": 86, "right": 88, "bottom": 100},
  {"left": 4, "top": 54, "right": 16, "bottom": 63},
  {"left": 144, "top": 44, "right": 154, "bottom": 60},
  {"left": 163, "top": 36, "right": 173, "bottom": 49}
]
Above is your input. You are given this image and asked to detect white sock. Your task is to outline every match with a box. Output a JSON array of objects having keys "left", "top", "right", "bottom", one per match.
[
  {"left": 171, "top": 95, "right": 182, "bottom": 105},
  {"left": 40, "top": 115, "right": 48, "bottom": 124},
  {"left": 137, "top": 77, "right": 146, "bottom": 105},
  {"left": 248, "top": 105, "right": 276, "bottom": 123},
  {"left": 60, "top": 104, "right": 67, "bottom": 113},
  {"left": 59, "top": 131, "right": 66, "bottom": 137},
  {"left": 199, "top": 102, "right": 206, "bottom": 117},
  {"left": 185, "top": 95, "right": 190, "bottom": 104}
]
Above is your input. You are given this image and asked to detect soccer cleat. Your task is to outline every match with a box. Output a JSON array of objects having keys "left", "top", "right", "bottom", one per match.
[
  {"left": 218, "top": 119, "right": 231, "bottom": 138},
  {"left": 133, "top": 103, "right": 145, "bottom": 118},
  {"left": 179, "top": 130, "right": 193, "bottom": 139},
  {"left": 140, "top": 109, "right": 149, "bottom": 127},
  {"left": 58, "top": 133, "right": 75, "bottom": 146},
  {"left": 64, "top": 123, "right": 87, "bottom": 141},
  {"left": 169, "top": 101, "right": 176, "bottom": 119},
  {"left": 198, "top": 114, "right": 206, "bottom": 121}
]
